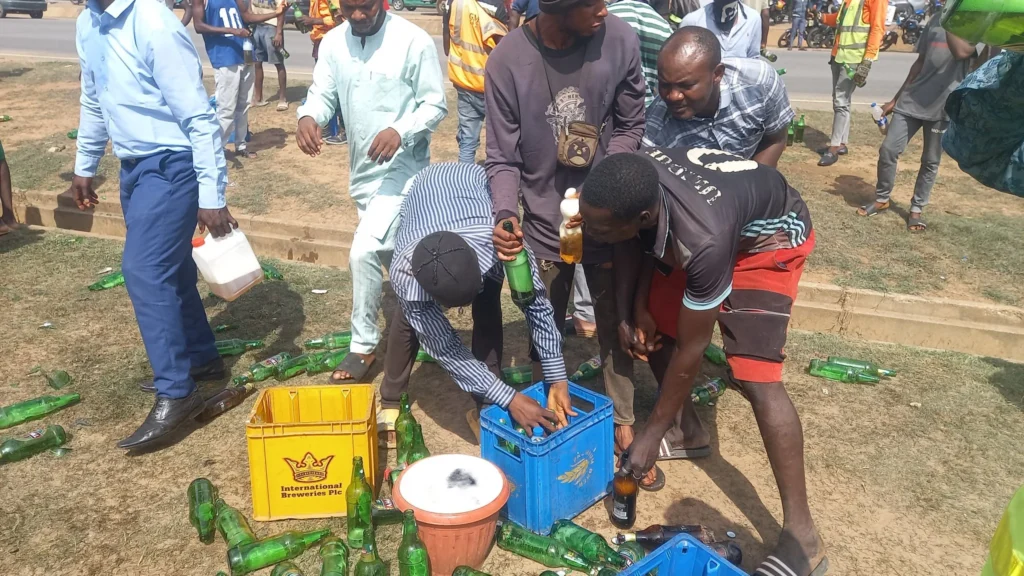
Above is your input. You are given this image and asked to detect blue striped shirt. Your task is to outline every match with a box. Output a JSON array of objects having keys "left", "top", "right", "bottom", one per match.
[{"left": 392, "top": 163, "right": 567, "bottom": 408}]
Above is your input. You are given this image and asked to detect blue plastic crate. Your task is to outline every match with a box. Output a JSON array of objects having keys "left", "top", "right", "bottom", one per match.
[
  {"left": 622, "top": 534, "right": 746, "bottom": 576},
  {"left": 480, "top": 381, "right": 614, "bottom": 534}
]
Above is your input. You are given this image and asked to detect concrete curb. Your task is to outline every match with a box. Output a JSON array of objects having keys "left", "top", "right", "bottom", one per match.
[{"left": 14, "top": 188, "right": 1024, "bottom": 362}]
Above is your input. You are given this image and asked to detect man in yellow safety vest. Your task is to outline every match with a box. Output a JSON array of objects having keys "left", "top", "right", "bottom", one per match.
[
  {"left": 817, "top": 0, "right": 886, "bottom": 167},
  {"left": 443, "top": 0, "right": 509, "bottom": 163}
]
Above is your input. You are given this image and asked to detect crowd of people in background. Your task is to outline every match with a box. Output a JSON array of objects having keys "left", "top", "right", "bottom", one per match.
[{"left": 0, "top": 0, "right": 992, "bottom": 573}]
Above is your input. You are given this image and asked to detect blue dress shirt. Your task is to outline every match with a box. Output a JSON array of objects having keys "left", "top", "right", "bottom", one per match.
[{"left": 74, "top": 0, "right": 227, "bottom": 209}]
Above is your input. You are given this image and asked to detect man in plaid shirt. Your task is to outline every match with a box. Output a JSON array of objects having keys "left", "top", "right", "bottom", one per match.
[{"left": 643, "top": 26, "right": 794, "bottom": 167}]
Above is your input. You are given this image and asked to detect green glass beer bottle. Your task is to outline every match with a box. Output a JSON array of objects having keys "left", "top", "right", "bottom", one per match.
[
  {"left": 215, "top": 499, "right": 257, "bottom": 548},
  {"left": 776, "top": 67, "right": 787, "bottom": 75},
  {"left": 691, "top": 377, "right": 727, "bottom": 407},
  {"left": 234, "top": 352, "right": 294, "bottom": 386},
  {"left": 227, "top": 529, "right": 331, "bottom": 576},
  {"left": 395, "top": 393, "right": 416, "bottom": 467},
  {"left": 346, "top": 456, "right": 373, "bottom": 550},
  {"left": 808, "top": 359, "right": 880, "bottom": 384},
  {"left": 502, "top": 221, "right": 536, "bottom": 306},
  {"left": 501, "top": 365, "right": 533, "bottom": 385},
  {"left": 67, "top": 129, "right": 78, "bottom": 139},
  {"left": 616, "top": 541, "right": 647, "bottom": 567},
  {"left": 826, "top": 356, "right": 896, "bottom": 377},
  {"left": 270, "top": 562, "right": 304, "bottom": 576},
  {"left": 406, "top": 422, "right": 430, "bottom": 465},
  {"left": 319, "top": 536, "right": 350, "bottom": 576},
  {"left": 216, "top": 339, "right": 264, "bottom": 357},
  {"left": 198, "top": 383, "right": 256, "bottom": 422},
  {"left": 274, "top": 353, "right": 327, "bottom": 381},
  {"left": 88, "top": 271, "right": 125, "bottom": 291},
  {"left": 0, "top": 115, "right": 12, "bottom": 122},
  {"left": 304, "top": 331, "right": 353, "bottom": 350},
  {"left": 0, "top": 424, "right": 68, "bottom": 465},
  {"left": 495, "top": 521, "right": 594, "bottom": 571},
  {"left": 292, "top": 4, "right": 308, "bottom": 32},
  {"left": 188, "top": 475, "right": 220, "bottom": 541},
  {"left": 353, "top": 542, "right": 387, "bottom": 576},
  {"left": 188, "top": 478, "right": 219, "bottom": 545},
  {"left": 795, "top": 115, "right": 806, "bottom": 143},
  {"left": 760, "top": 47, "right": 778, "bottom": 62},
  {"left": 550, "top": 519, "right": 626, "bottom": 568},
  {"left": 308, "top": 349, "right": 350, "bottom": 375},
  {"left": 414, "top": 349, "right": 436, "bottom": 363},
  {"left": 214, "top": 323, "right": 236, "bottom": 333},
  {"left": 398, "top": 510, "right": 431, "bottom": 576},
  {"left": 613, "top": 523, "right": 714, "bottom": 546},
  {"left": 261, "top": 262, "right": 284, "bottom": 280},
  {"left": 569, "top": 356, "right": 602, "bottom": 382},
  {"left": 786, "top": 122, "right": 795, "bottom": 146},
  {"left": 703, "top": 343, "right": 727, "bottom": 366},
  {"left": 452, "top": 568, "right": 491, "bottom": 576},
  {"left": 0, "top": 393, "right": 80, "bottom": 429}
]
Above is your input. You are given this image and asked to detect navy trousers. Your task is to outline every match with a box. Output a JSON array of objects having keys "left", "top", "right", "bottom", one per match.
[{"left": 120, "top": 150, "right": 218, "bottom": 399}]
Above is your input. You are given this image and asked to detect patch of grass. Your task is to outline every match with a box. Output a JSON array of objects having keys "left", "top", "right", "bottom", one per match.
[
  {"left": 0, "top": 60, "right": 80, "bottom": 85},
  {"left": 2, "top": 230, "right": 1023, "bottom": 576},
  {"left": 784, "top": 110, "right": 1024, "bottom": 302}
]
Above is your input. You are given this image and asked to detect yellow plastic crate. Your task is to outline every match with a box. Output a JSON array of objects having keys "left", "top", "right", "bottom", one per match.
[{"left": 246, "top": 384, "right": 378, "bottom": 521}]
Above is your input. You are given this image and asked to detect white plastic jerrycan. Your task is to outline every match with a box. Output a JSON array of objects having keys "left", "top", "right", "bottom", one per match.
[{"left": 191, "top": 229, "right": 263, "bottom": 302}]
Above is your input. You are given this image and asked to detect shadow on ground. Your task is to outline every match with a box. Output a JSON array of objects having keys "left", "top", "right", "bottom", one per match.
[
  {"left": 0, "top": 225, "right": 44, "bottom": 254},
  {"left": 248, "top": 128, "right": 290, "bottom": 154},
  {"left": 983, "top": 357, "right": 1024, "bottom": 411}
]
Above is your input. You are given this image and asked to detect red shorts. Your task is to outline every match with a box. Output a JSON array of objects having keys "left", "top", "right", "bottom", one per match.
[{"left": 648, "top": 231, "right": 816, "bottom": 383}]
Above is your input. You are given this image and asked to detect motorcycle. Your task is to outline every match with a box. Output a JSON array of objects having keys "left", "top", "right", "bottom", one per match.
[
  {"left": 880, "top": 8, "right": 925, "bottom": 50},
  {"left": 777, "top": 7, "right": 821, "bottom": 48},
  {"left": 769, "top": 0, "right": 788, "bottom": 23}
]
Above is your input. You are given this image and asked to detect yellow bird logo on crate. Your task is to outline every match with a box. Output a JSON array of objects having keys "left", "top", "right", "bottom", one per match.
[
  {"left": 284, "top": 452, "right": 334, "bottom": 483},
  {"left": 558, "top": 451, "right": 593, "bottom": 487}
]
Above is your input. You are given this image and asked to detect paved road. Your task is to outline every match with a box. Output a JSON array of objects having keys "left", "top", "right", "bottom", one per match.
[{"left": 0, "top": 16, "right": 915, "bottom": 107}]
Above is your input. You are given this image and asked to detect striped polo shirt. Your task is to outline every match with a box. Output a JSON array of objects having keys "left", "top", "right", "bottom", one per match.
[
  {"left": 607, "top": 0, "right": 673, "bottom": 107},
  {"left": 392, "top": 163, "right": 568, "bottom": 407}
]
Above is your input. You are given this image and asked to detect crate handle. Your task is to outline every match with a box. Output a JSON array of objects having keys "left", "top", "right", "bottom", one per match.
[
  {"left": 570, "top": 395, "right": 595, "bottom": 415},
  {"left": 495, "top": 436, "right": 522, "bottom": 462}
]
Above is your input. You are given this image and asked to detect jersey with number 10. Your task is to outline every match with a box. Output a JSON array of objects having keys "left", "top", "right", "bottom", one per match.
[{"left": 202, "top": 0, "right": 245, "bottom": 68}]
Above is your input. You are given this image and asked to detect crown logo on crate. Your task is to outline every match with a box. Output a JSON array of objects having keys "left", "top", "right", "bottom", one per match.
[{"left": 284, "top": 452, "right": 334, "bottom": 483}]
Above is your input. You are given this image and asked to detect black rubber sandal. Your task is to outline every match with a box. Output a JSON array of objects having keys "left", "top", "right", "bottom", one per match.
[
  {"left": 907, "top": 214, "right": 927, "bottom": 232},
  {"left": 328, "top": 354, "right": 375, "bottom": 384},
  {"left": 754, "top": 555, "right": 829, "bottom": 576},
  {"left": 658, "top": 437, "right": 712, "bottom": 460},
  {"left": 858, "top": 201, "right": 890, "bottom": 217}
]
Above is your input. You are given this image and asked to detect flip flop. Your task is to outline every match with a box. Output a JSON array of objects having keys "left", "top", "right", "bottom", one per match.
[
  {"left": 276, "top": 102, "right": 289, "bottom": 112},
  {"left": 639, "top": 464, "right": 666, "bottom": 492},
  {"left": 329, "top": 354, "right": 375, "bottom": 384},
  {"left": 858, "top": 201, "right": 889, "bottom": 217},
  {"left": 658, "top": 437, "right": 712, "bottom": 460},
  {"left": 254, "top": 100, "right": 271, "bottom": 107},
  {"left": 907, "top": 214, "right": 927, "bottom": 232},
  {"left": 754, "top": 555, "right": 829, "bottom": 576}
]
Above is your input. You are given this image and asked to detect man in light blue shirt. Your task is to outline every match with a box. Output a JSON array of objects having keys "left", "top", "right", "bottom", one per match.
[
  {"left": 71, "top": 0, "right": 236, "bottom": 451},
  {"left": 295, "top": 0, "right": 446, "bottom": 384}
]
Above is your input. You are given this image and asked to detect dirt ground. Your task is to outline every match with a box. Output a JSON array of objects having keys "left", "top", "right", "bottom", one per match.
[{"left": 1, "top": 232, "right": 1023, "bottom": 576}]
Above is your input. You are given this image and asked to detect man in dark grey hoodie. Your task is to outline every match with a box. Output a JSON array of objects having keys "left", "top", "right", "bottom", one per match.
[{"left": 485, "top": 0, "right": 661, "bottom": 488}]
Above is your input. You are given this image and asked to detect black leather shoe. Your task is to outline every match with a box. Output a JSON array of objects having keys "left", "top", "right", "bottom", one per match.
[
  {"left": 138, "top": 358, "right": 225, "bottom": 393},
  {"left": 117, "top": 390, "right": 206, "bottom": 450}
]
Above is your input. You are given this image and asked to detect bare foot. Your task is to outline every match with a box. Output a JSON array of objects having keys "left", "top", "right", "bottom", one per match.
[{"left": 331, "top": 352, "right": 375, "bottom": 381}]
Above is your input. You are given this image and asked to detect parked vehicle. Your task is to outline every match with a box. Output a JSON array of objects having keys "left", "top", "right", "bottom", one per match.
[
  {"left": 770, "top": 0, "right": 787, "bottom": 23},
  {"left": 0, "top": 0, "right": 46, "bottom": 18},
  {"left": 880, "top": 8, "right": 925, "bottom": 50},
  {"left": 390, "top": 0, "right": 444, "bottom": 16}
]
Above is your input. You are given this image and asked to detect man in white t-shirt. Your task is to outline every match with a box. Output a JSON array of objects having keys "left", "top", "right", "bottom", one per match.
[{"left": 680, "top": 0, "right": 760, "bottom": 59}]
